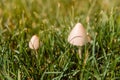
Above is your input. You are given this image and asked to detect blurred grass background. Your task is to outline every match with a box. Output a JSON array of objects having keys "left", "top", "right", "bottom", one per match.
[{"left": 0, "top": 0, "right": 120, "bottom": 80}]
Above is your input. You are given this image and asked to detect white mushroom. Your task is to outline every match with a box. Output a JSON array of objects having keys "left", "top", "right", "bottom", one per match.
[
  {"left": 29, "top": 35, "right": 39, "bottom": 50},
  {"left": 68, "top": 23, "right": 88, "bottom": 59}
]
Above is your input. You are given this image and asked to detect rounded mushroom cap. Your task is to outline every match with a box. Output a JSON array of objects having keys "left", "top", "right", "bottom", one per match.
[
  {"left": 68, "top": 23, "right": 88, "bottom": 46},
  {"left": 29, "top": 35, "right": 39, "bottom": 50}
]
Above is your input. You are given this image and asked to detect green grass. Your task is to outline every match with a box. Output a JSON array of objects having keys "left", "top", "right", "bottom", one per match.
[{"left": 0, "top": 0, "right": 120, "bottom": 80}]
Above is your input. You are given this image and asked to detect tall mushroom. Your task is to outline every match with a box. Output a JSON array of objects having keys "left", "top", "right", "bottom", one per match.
[{"left": 68, "top": 23, "right": 88, "bottom": 59}]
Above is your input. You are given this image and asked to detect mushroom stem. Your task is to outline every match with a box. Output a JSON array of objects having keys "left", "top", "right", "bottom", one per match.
[
  {"left": 78, "top": 47, "right": 82, "bottom": 59},
  {"left": 35, "top": 50, "right": 38, "bottom": 59}
]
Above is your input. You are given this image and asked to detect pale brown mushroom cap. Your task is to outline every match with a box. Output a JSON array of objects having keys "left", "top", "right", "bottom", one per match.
[
  {"left": 29, "top": 35, "right": 39, "bottom": 50},
  {"left": 68, "top": 23, "right": 88, "bottom": 46}
]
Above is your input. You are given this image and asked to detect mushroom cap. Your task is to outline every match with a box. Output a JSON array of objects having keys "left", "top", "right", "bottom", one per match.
[
  {"left": 29, "top": 35, "right": 39, "bottom": 50},
  {"left": 68, "top": 23, "right": 88, "bottom": 46}
]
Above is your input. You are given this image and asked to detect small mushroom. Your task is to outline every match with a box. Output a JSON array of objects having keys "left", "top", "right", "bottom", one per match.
[
  {"left": 68, "top": 23, "right": 88, "bottom": 59},
  {"left": 29, "top": 35, "right": 40, "bottom": 58},
  {"left": 29, "top": 35, "right": 40, "bottom": 50}
]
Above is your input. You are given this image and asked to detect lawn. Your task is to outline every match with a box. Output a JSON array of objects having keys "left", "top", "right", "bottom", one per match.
[{"left": 0, "top": 0, "right": 120, "bottom": 80}]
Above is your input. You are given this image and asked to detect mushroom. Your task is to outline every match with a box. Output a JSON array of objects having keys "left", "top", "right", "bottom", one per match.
[
  {"left": 29, "top": 35, "right": 40, "bottom": 58},
  {"left": 29, "top": 35, "right": 40, "bottom": 50},
  {"left": 68, "top": 23, "right": 88, "bottom": 59}
]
